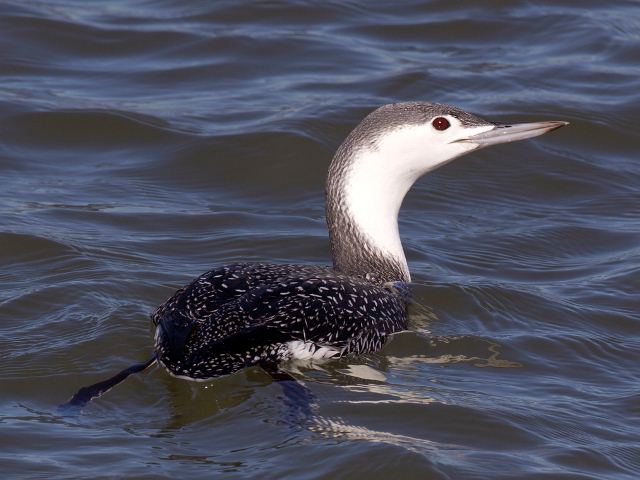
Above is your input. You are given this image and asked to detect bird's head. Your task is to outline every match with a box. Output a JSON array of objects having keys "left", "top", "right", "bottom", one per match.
[{"left": 340, "top": 102, "right": 568, "bottom": 180}]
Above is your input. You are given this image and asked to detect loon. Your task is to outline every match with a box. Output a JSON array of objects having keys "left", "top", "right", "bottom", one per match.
[{"left": 62, "top": 102, "right": 567, "bottom": 408}]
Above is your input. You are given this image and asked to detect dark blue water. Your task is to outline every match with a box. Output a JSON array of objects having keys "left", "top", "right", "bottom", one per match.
[{"left": 1, "top": 1, "right": 639, "bottom": 478}]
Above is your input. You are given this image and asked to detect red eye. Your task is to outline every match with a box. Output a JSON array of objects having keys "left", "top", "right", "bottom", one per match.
[{"left": 432, "top": 117, "right": 450, "bottom": 131}]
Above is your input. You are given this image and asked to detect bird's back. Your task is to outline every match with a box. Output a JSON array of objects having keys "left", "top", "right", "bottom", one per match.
[{"left": 152, "top": 263, "right": 408, "bottom": 380}]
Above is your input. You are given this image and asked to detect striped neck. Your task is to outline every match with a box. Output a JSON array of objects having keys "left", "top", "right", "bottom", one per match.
[
  {"left": 326, "top": 130, "right": 416, "bottom": 284},
  {"left": 324, "top": 103, "right": 494, "bottom": 283},
  {"left": 323, "top": 102, "right": 565, "bottom": 284}
]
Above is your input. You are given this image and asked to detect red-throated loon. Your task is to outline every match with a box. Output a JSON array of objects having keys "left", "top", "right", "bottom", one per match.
[{"left": 62, "top": 102, "right": 567, "bottom": 408}]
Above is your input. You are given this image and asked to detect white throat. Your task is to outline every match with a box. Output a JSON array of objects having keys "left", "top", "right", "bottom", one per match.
[
  {"left": 341, "top": 123, "right": 480, "bottom": 282},
  {"left": 343, "top": 156, "right": 412, "bottom": 281}
]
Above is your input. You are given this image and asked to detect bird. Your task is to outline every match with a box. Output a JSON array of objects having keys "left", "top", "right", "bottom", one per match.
[{"left": 61, "top": 102, "right": 567, "bottom": 408}]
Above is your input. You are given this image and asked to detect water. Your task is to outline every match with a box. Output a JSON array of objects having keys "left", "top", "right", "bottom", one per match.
[{"left": 1, "top": 1, "right": 639, "bottom": 478}]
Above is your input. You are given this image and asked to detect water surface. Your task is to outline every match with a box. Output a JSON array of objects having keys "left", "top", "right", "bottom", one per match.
[{"left": 1, "top": 1, "right": 639, "bottom": 478}]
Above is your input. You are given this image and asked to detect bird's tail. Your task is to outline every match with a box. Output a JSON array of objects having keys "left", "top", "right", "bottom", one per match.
[{"left": 59, "top": 356, "right": 157, "bottom": 412}]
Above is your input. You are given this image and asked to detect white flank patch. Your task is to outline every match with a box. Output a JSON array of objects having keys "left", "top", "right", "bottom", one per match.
[{"left": 286, "top": 340, "right": 341, "bottom": 360}]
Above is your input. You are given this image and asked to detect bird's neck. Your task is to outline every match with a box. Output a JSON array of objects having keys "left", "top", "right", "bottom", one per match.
[{"left": 326, "top": 137, "right": 421, "bottom": 284}]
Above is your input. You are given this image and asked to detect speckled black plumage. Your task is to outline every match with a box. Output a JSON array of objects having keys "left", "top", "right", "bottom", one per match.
[{"left": 152, "top": 263, "right": 408, "bottom": 380}]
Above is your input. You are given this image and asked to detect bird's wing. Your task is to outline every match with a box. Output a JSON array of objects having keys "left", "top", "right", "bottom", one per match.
[{"left": 153, "top": 268, "right": 407, "bottom": 380}]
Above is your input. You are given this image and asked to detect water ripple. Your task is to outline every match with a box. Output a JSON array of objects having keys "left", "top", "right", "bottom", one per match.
[{"left": 1, "top": 1, "right": 638, "bottom": 478}]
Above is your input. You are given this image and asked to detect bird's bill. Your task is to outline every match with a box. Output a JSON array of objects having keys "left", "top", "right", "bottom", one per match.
[{"left": 456, "top": 120, "right": 569, "bottom": 146}]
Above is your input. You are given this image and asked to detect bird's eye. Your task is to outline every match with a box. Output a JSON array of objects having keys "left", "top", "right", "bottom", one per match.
[{"left": 432, "top": 117, "right": 450, "bottom": 131}]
